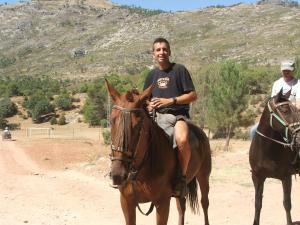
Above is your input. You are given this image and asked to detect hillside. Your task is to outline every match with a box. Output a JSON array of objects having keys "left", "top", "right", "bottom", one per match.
[{"left": 0, "top": 1, "right": 300, "bottom": 79}]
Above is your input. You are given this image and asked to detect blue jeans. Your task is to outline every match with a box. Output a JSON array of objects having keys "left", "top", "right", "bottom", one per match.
[{"left": 250, "top": 123, "right": 258, "bottom": 139}]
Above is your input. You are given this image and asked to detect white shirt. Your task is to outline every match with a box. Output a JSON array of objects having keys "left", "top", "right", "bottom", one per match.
[{"left": 271, "top": 77, "right": 300, "bottom": 105}]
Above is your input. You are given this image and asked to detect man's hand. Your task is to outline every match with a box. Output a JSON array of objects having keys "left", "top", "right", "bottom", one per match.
[
  {"left": 146, "top": 100, "right": 155, "bottom": 112},
  {"left": 151, "top": 97, "right": 173, "bottom": 109}
]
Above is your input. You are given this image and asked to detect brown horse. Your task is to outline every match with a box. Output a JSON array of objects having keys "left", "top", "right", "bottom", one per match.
[
  {"left": 105, "top": 79, "right": 211, "bottom": 225},
  {"left": 249, "top": 89, "right": 300, "bottom": 225}
]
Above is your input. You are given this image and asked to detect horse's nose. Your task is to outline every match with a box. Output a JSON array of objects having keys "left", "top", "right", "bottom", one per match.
[
  {"left": 111, "top": 173, "right": 127, "bottom": 185},
  {"left": 110, "top": 168, "right": 127, "bottom": 185},
  {"left": 110, "top": 161, "right": 128, "bottom": 185}
]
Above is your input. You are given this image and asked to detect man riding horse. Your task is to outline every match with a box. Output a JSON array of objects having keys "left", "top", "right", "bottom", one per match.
[
  {"left": 250, "top": 59, "right": 300, "bottom": 138},
  {"left": 143, "top": 37, "right": 197, "bottom": 198},
  {"left": 249, "top": 59, "right": 300, "bottom": 225}
]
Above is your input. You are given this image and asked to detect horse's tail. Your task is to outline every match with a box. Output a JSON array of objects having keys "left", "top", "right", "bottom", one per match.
[{"left": 187, "top": 177, "right": 199, "bottom": 214}]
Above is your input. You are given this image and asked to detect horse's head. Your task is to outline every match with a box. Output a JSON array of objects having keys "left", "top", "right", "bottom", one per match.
[
  {"left": 105, "top": 79, "right": 154, "bottom": 186},
  {"left": 264, "top": 88, "right": 300, "bottom": 146}
]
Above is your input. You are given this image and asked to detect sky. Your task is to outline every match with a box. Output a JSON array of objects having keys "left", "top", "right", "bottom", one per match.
[
  {"left": 111, "top": 0, "right": 258, "bottom": 11},
  {"left": 1, "top": 0, "right": 300, "bottom": 11}
]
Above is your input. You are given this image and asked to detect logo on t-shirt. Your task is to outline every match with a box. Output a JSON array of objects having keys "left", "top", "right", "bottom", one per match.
[{"left": 157, "top": 77, "right": 170, "bottom": 89}]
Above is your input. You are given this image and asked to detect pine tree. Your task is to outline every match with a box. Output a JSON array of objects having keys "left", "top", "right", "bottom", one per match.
[{"left": 206, "top": 61, "right": 249, "bottom": 151}]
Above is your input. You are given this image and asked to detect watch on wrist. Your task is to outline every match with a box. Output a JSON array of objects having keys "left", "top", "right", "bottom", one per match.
[{"left": 172, "top": 97, "right": 177, "bottom": 105}]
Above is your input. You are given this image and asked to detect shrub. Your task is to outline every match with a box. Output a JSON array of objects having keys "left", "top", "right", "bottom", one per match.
[
  {"left": 58, "top": 114, "right": 66, "bottom": 125},
  {"left": 8, "top": 123, "right": 20, "bottom": 130},
  {"left": 0, "top": 116, "right": 8, "bottom": 129},
  {"left": 50, "top": 117, "right": 57, "bottom": 125},
  {"left": 102, "top": 129, "right": 111, "bottom": 145},
  {"left": 31, "top": 99, "right": 54, "bottom": 123},
  {"left": 118, "top": 5, "right": 165, "bottom": 16},
  {"left": 240, "top": 109, "right": 256, "bottom": 127},
  {"left": 233, "top": 128, "right": 250, "bottom": 140},
  {"left": 82, "top": 99, "right": 101, "bottom": 126},
  {"left": 55, "top": 95, "right": 72, "bottom": 110},
  {"left": 100, "top": 119, "right": 109, "bottom": 128},
  {"left": 0, "top": 98, "right": 18, "bottom": 117},
  {"left": 0, "top": 55, "right": 16, "bottom": 68}
]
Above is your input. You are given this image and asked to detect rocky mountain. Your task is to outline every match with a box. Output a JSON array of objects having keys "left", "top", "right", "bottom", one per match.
[{"left": 0, "top": 0, "right": 299, "bottom": 79}]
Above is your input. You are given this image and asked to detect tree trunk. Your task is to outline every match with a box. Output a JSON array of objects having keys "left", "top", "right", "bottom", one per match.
[{"left": 223, "top": 124, "right": 232, "bottom": 151}]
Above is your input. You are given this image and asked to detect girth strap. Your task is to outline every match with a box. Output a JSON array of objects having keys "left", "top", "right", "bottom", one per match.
[{"left": 132, "top": 180, "right": 155, "bottom": 216}]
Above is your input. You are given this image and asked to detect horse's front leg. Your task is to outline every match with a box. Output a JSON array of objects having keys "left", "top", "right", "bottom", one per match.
[
  {"left": 252, "top": 172, "right": 265, "bottom": 225},
  {"left": 175, "top": 197, "right": 186, "bottom": 225},
  {"left": 282, "top": 176, "right": 293, "bottom": 225},
  {"left": 120, "top": 194, "right": 136, "bottom": 225},
  {"left": 155, "top": 197, "right": 171, "bottom": 225}
]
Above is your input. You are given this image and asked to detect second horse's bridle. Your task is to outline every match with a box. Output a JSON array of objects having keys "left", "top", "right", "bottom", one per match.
[{"left": 256, "top": 98, "right": 300, "bottom": 152}]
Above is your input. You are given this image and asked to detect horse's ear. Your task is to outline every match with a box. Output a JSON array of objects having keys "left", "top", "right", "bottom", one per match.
[
  {"left": 284, "top": 89, "right": 291, "bottom": 99},
  {"left": 140, "top": 83, "right": 154, "bottom": 102},
  {"left": 275, "top": 88, "right": 290, "bottom": 101},
  {"left": 105, "top": 79, "right": 120, "bottom": 102},
  {"left": 274, "top": 88, "right": 284, "bottom": 101}
]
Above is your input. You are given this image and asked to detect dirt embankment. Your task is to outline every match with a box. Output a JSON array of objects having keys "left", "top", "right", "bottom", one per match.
[{"left": 2, "top": 136, "right": 300, "bottom": 225}]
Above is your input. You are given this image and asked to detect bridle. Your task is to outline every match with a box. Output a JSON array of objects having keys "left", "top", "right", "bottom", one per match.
[
  {"left": 256, "top": 98, "right": 300, "bottom": 152},
  {"left": 110, "top": 104, "right": 155, "bottom": 216},
  {"left": 110, "top": 104, "right": 148, "bottom": 179}
]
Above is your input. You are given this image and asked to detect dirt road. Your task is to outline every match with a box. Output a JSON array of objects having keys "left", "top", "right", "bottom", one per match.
[{"left": 1, "top": 138, "right": 300, "bottom": 225}]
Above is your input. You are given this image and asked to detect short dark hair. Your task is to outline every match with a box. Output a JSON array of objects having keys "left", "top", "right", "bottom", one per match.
[{"left": 152, "top": 37, "right": 170, "bottom": 51}]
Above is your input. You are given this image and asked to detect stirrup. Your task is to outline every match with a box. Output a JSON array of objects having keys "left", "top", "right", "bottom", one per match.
[{"left": 172, "top": 176, "right": 187, "bottom": 198}]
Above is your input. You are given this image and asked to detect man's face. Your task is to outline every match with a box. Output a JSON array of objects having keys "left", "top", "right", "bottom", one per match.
[
  {"left": 282, "top": 70, "right": 294, "bottom": 80},
  {"left": 152, "top": 42, "right": 170, "bottom": 64}
]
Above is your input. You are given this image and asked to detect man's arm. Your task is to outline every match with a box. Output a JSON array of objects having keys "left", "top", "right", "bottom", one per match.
[
  {"left": 151, "top": 91, "right": 197, "bottom": 109},
  {"left": 175, "top": 91, "right": 197, "bottom": 104}
]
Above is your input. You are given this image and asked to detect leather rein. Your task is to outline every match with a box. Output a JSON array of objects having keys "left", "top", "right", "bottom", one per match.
[
  {"left": 110, "top": 104, "right": 154, "bottom": 216},
  {"left": 256, "top": 99, "right": 300, "bottom": 159}
]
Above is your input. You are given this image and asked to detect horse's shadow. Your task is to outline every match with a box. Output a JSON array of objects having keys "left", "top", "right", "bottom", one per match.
[{"left": 293, "top": 221, "right": 300, "bottom": 225}]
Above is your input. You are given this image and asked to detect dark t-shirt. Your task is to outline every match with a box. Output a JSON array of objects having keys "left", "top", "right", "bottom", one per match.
[{"left": 143, "top": 63, "right": 195, "bottom": 115}]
